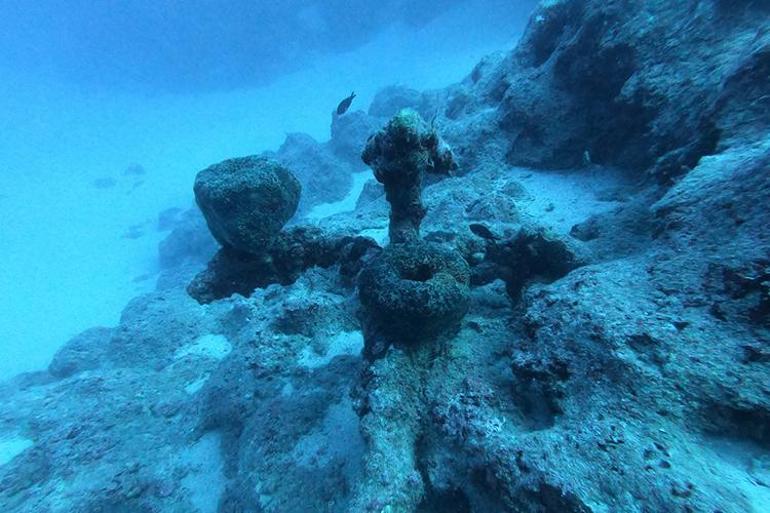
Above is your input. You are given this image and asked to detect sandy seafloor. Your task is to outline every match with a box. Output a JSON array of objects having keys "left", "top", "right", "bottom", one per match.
[{"left": 0, "top": 1, "right": 526, "bottom": 379}]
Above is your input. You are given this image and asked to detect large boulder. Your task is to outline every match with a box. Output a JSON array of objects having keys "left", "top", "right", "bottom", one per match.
[{"left": 193, "top": 156, "right": 301, "bottom": 254}]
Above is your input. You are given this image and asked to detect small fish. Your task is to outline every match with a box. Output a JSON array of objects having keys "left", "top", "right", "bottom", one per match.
[
  {"left": 469, "top": 223, "right": 500, "bottom": 241},
  {"left": 336, "top": 91, "right": 356, "bottom": 115}
]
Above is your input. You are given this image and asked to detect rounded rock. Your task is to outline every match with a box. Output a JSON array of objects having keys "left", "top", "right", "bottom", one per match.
[
  {"left": 193, "top": 156, "right": 301, "bottom": 254},
  {"left": 358, "top": 241, "right": 470, "bottom": 343}
]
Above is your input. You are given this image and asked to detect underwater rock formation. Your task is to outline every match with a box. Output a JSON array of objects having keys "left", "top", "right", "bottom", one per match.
[
  {"left": 330, "top": 110, "right": 382, "bottom": 164},
  {"left": 470, "top": 227, "right": 584, "bottom": 300},
  {"left": 358, "top": 241, "right": 470, "bottom": 356},
  {"left": 362, "top": 0, "right": 770, "bottom": 183},
  {"left": 368, "top": 85, "right": 425, "bottom": 118},
  {"left": 3, "top": 2, "right": 770, "bottom": 513},
  {"left": 193, "top": 156, "right": 301, "bottom": 254},
  {"left": 268, "top": 132, "right": 357, "bottom": 216},
  {"left": 256, "top": 107, "right": 384, "bottom": 216},
  {"left": 521, "top": 0, "right": 769, "bottom": 178},
  {"left": 48, "top": 327, "right": 113, "bottom": 379},
  {"left": 188, "top": 226, "right": 379, "bottom": 304},
  {"left": 362, "top": 109, "right": 457, "bottom": 243},
  {"left": 157, "top": 206, "right": 218, "bottom": 272}
]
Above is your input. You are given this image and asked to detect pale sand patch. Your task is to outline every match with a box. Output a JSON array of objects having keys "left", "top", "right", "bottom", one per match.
[
  {"left": 180, "top": 431, "right": 226, "bottom": 513},
  {"left": 174, "top": 334, "right": 232, "bottom": 361},
  {"left": 0, "top": 435, "right": 33, "bottom": 466}
]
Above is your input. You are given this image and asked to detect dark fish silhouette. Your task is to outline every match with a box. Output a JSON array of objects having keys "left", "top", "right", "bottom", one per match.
[
  {"left": 469, "top": 223, "right": 500, "bottom": 241},
  {"left": 336, "top": 91, "right": 356, "bottom": 115}
]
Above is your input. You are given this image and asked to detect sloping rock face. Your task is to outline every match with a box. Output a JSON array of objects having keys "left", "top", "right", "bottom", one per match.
[
  {"left": 373, "top": 0, "right": 770, "bottom": 182},
  {"left": 502, "top": 0, "right": 770, "bottom": 178},
  {"left": 2, "top": 2, "right": 770, "bottom": 513},
  {"left": 1, "top": 273, "right": 368, "bottom": 513}
]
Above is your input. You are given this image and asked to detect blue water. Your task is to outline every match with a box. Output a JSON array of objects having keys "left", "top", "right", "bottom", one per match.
[{"left": 0, "top": 0, "right": 535, "bottom": 379}]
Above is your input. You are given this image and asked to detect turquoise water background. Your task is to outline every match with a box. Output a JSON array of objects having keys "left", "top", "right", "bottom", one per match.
[{"left": 0, "top": 0, "right": 535, "bottom": 379}]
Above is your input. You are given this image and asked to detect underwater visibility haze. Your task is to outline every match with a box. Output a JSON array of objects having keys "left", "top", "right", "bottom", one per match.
[{"left": 1, "top": 1, "right": 770, "bottom": 512}]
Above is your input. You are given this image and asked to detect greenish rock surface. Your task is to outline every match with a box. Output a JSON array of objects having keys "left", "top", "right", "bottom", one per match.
[
  {"left": 359, "top": 240, "right": 470, "bottom": 349},
  {"left": 193, "top": 156, "right": 301, "bottom": 254},
  {"left": 362, "top": 110, "right": 456, "bottom": 244}
]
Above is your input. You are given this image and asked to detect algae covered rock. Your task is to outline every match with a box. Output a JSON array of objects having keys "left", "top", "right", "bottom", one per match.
[
  {"left": 362, "top": 109, "right": 456, "bottom": 243},
  {"left": 193, "top": 156, "right": 301, "bottom": 254},
  {"left": 358, "top": 240, "right": 470, "bottom": 348},
  {"left": 188, "top": 226, "right": 379, "bottom": 304}
]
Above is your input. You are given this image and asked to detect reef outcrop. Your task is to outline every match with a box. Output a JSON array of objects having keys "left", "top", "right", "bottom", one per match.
[
  {"left": 193, "top": 156, "right": 300, "bottom": 254},
  {"left": 267, "top": 132, "right": 358, "bottom": 216},
  {"left": 362, "top": 109, "right": 456, "bottom": 244},
  {"left": 367, "top": 0, "right": 770, "bottom": 183},
  {"left": 358, "top": 241, "right": 470, "bottom": 355}
]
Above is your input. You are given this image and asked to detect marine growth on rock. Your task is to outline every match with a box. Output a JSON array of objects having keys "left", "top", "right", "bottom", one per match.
[
  {"left": 193, "top": 156, "right": 301, "bottom": 254},
  {"left": 362, "top": 109, "right": 457, "bottom": 244}
]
